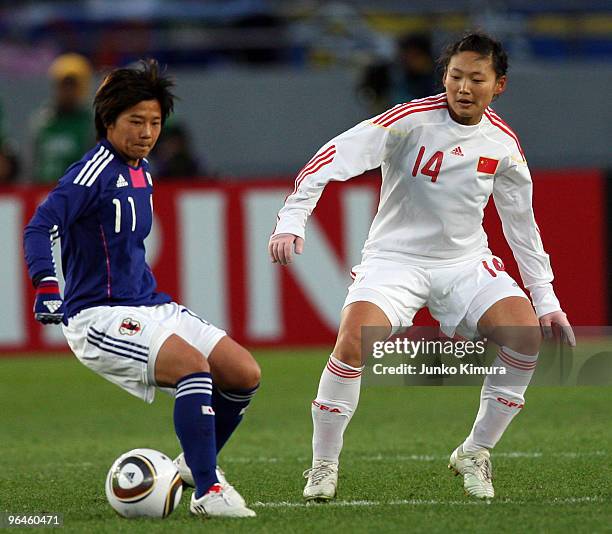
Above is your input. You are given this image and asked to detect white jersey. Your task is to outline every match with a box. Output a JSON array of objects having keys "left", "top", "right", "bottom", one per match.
[{"left": 274, "top": 93, "right": 561, "bottom": 317}]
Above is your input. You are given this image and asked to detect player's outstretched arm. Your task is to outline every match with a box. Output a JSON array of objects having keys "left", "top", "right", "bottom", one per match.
[
  {"left": 539, "top": 310, "right": 575, "bottom": 347},
  {"left": 268, "top": 233, "right": 304, "bottom": 266},
  {"left": 273, "top": 115, "right": 397, "bottom": 263}
]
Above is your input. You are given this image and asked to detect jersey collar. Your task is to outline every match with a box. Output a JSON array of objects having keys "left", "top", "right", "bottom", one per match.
[{"left": 99, "top": 138, "right": 146, "bottom": 170}]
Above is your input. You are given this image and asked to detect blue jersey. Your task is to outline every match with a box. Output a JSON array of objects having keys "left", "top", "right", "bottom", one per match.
[{"left": 24, "top": 138, "right": 171, "bottom": 319}]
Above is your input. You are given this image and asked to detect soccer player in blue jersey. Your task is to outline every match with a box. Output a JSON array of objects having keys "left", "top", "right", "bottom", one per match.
[{"left": 24, "top": 60, "right": 259, "bottom": 518}]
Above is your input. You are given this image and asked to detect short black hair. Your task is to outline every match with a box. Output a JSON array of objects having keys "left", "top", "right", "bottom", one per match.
[
  {"left": 93, "top": 59, "right": 175, "bottom": 139},
  {"left": 438, "top": 31, "right": 508, "bottom": 79}
]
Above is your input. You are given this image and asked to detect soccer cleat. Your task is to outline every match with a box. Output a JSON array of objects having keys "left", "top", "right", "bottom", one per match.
[
  {"left": 190, "top": 484, "right": 256, "bottom": 518},
  {"left": 174, "top": 453, "right": 246, "bottom": 507},
  {"left": 448, "top": 445, "right": 494, "bottom": 499},
  {"left": 303, "top": 459, "right": 338, "bottom": 502},
  {"left": 174, "top": 452, "right": 194, "bottom": 486}
]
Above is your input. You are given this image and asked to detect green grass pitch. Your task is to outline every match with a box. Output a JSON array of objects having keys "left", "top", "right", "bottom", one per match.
[{"left": 1, "top": 350, "right": 610, "bottom": 533}]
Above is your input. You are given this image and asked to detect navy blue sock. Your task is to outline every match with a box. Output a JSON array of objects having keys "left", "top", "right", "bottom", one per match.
[
  {"left": 212, "top": 384, "right": 259, "bottom": 452},
  {"left": 174, "top": 372, "right": 219, "bottom": 498}
]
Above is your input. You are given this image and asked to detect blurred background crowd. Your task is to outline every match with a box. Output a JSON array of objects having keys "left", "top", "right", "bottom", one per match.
[{"left": 0, "top": 0, "right": 610, "bottom": 184}]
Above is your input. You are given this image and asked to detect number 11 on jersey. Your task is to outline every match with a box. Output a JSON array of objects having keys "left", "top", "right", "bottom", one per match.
[
  {"left": 412, "top": 145, "right": 444, "bottom": 183},
  {"left": 112, "top": 196, "right": 142, "bottom": 233}
]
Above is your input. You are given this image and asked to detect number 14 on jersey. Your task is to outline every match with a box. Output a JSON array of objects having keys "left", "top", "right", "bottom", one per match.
[{"left": 412, "top": 146, "right": 444, "bottom": 183}]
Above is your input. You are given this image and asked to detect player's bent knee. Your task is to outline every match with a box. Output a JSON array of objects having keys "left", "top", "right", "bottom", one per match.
[
  {"left": 519, "top": 328, "right": 542, "bottom": 355},
  {"left": 209, "top": 340, "right": 261, "bottom": 390},
  {"left": 240, "top": 356, "right": 261, "bottom": 389},
  {"left": 234, "top": 345, "right": 261, "bottom": 386},
  {"left": 333, "top": 330, "right": 363, "bottom": 367},
  {"left": 171, "top": 348, "right": 209, "bottom": 385},
  {"left": 251, "top": 359, "right": 262, "bottom": 386},
  {"left": 505, "top": 327, "right": 542, "bottom": 356},
  {"left": 183, "top": 346, "right": 210, "bottom": 374}
]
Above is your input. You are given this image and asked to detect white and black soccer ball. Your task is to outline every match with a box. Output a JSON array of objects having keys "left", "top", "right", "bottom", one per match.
[{"left": 105, "top": 448, "right": 183, "bottom": 518}]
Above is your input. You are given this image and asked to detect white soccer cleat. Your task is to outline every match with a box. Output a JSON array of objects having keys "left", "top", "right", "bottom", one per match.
[
  {"left": 303, "top": 459, "right": 338, "bottom": 502},
  {"left": 448, "top": 445, "right": 495, "bottom": 499},
  {"left": 190, "top": 484, "right": 256, "bottom": 518},
  {"left": 174, "top": 452, "right": 195, "bottom": 487},
  {"left": 174, "top": 453, "right": 246, "bottom": 507}
]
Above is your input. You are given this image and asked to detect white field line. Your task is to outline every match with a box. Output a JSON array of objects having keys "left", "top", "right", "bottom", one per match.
[
  {"left": 224, "top": 450, "right": 607, "bottom": 464},
  {"left": 251, "top": 496, "right": 606, "bottom": 509},
  {"left": 34, "top": 451, "right": 606, "bottom": 469},
  {"left": 12, "top": 462, "right": 96, "bottom": 469}
]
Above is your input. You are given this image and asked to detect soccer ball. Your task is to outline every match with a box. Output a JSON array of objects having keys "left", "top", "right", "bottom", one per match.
[{"left": 105, "top": 448, "right": 183, "bottom": 518}]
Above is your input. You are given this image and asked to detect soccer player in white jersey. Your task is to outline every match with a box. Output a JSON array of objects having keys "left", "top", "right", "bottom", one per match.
[
  {"left": 24, "top": 60, "right": 259, "bottom": 518},
  {"left": 269, "top": 32, "right": 575, "bottom": 500}
]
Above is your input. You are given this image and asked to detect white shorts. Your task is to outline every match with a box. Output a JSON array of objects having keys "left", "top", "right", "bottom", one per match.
[
  {"left": 62, "top": 302, "right": 226, "bottom": 403},
  {"left": 344, "top": 254, "right": 528, "bottom": 339}
]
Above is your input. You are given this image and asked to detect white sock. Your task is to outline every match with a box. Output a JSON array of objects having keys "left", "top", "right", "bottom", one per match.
[
  {"left": 462, "top": 346, "right": 538, "bottom": 452},
  {"left": 311, "top": 355, "right": 363, "bottom": 464}
]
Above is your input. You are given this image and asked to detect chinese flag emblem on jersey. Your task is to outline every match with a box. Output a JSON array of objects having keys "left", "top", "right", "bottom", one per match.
[{"left": 477, "top": 157, "right": 499, "bottom": 174}]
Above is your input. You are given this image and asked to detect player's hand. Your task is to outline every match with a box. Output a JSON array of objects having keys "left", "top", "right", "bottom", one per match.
[
  {"left": 268, "top": 233, "right": 304, "bottom": 265},
  {"left": 539, "top": 310, "right": 575, "bottom": 347},
  {"left": 33, "top": 277, "right": 65, "bottom": 324}
]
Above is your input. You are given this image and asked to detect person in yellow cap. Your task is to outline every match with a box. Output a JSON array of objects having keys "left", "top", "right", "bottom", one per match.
[{"left": 30, "top": 53, "right": 95, "bottom": 183}]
